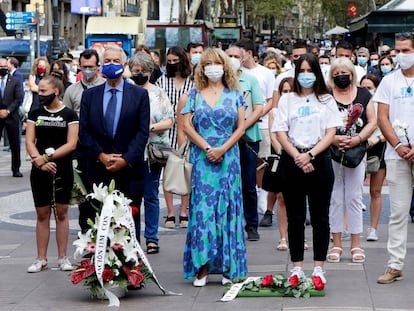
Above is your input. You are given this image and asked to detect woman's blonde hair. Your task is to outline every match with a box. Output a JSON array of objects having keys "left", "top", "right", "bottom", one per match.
[
  {"left": 31, "top": 56, "right": 50, "bottom": 76},
  {"left": 329, "top": 57, "right": 357, "bottom": 87},
  {"left": 263, "top": 54, "right": 282, "bottom": 75},
  {"left": 194, "top": 47, "right": 239, "bottom": 91}
]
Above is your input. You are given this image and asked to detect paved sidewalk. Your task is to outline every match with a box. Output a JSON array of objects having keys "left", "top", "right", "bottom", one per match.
[{"left": 1, "top": 142, "right": 414, "bottom": 310}]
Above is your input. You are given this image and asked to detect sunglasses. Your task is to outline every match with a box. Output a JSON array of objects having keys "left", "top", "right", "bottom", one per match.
[{"left": 396, "top": 32, "right": 414, "bottom": 40}]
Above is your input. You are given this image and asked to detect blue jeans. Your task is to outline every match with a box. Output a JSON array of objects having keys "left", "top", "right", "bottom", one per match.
[
  {"left": 239, "top": 140, "right": 259, "bottom": 231},
  {"left": 143, "top": 162, "right": 162, "bottom": 244}
]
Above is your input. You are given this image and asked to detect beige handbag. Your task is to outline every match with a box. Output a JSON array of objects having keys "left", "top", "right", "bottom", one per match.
[{"left": 163, "top": 140, "right": 192, "bottom": 195}]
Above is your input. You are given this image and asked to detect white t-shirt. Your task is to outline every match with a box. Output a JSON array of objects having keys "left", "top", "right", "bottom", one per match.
[
  {"left": 274, "top": 69, "right": 294, "bottom": 92},
  {"left": 355, "top": 65, "right": 366, "bottom": 84},
  {"left": 242, "top": 64, "right": 275, "bottom": 129},
  {"left": 373, "top": 69, "right": 414, "bottom": 160},
  {"left": 273, "top": 92, "right": 341, "bottom": 149}
]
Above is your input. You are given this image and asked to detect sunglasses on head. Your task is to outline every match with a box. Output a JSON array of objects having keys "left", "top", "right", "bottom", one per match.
[{"left": 396, "top": 32, "right": 414, "bottom": 40}]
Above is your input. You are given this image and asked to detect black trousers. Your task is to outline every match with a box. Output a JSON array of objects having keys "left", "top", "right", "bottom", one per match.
[
  {"left": 78, "top": 162, "right": 144, "bottom": 242},
  {"left": 0, "top": 115, "right": 20, "bottom": 173},
  {"left": 279, "top": 149, "right": 334, "bottom": 262}
]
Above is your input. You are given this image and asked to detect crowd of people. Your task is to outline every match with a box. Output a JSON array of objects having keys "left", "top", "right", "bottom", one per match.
[{"left": 4, "top": 32, "right": 413, "bottom": 289}]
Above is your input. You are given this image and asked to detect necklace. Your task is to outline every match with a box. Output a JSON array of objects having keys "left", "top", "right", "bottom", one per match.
[{"left": 403, "top": 74, "right": 414, "bottom": 94}]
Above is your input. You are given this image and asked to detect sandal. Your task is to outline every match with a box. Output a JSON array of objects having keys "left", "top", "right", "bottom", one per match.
[
  {"left": 146, "top": 242, "right": 160, "bottom": 255},
  {"left": 351, "top": 247, "right": 366, "bottom": 263},
  {"left": 277, "top": 238, "right": 288, "bottom": 251},
  {"left": 164, "top": 216, "right": 175, "bottom": 229},
  {"left": 327, "top": 247, "right": 342, "bottom": 263},
  {"left": 179, "top": 216, "right": 188, "bottom": 228}
]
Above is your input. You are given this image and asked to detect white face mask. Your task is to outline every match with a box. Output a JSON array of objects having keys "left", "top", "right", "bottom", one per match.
[
  {"left": 397, "top": 53, "right": 414, "bottom": 70},
  {"left": 204, "top": 64, "right": 224, "bottom": 82},
  {"left": 229, "top": 57, "right": 241, "bottom": 72}
]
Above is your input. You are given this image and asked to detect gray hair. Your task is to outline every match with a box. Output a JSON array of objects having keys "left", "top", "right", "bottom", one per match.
[
  {"left": 103, "top": 45, "right": 127, "bottom": 63},
  {"left": 358, "top": 47, "right": 369, "bottom": 57},
  {"left": 128, "top": 51, "right": 154, "bottom": 73},
  {"left": 329, "top": 57, "right": 357, "bottom": 87}
]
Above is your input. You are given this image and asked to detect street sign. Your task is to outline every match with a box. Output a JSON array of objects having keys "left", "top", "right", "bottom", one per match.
[
  {"left": 5, "top": 11, "right": 36, "bottom": 30},
  {"left": 5, "top": 11, "right": 34, "bottom": 18}
]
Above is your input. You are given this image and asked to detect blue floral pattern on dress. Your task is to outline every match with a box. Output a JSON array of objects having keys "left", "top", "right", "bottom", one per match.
[{"left": 182, "top": 87, "right": 247, "bottom": 280}]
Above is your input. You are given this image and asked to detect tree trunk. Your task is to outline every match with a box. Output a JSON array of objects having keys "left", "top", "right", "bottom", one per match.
[{"left": 186, "top": 0, "right": 203, "bottom": 24}]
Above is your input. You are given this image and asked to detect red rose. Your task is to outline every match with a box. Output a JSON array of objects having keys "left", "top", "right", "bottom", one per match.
[
  {"left": 102, "top": 269, "right": 114, "bottom": 282},
  {"left": 131, "top": 206, "right": 139, "bottom": 216},
  {"left": 289, "top": 274, "right": 299, "bottom": 287},
  {"left": 312, "top": 276, "right": 325, "bottom": 291},
  {"left": 261, "top": 275, "right": 273, "bottom": 287}
]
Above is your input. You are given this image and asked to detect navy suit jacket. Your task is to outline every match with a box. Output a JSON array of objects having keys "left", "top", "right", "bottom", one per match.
[
  {"left": 78, "top": 80, "right": 150, "bottom": 188},
  {"left": 11, "top": 69, "right": 24, "bottom": 99},
  {"left": 0, "top": 74, "right": 22, "bottom": 122}
]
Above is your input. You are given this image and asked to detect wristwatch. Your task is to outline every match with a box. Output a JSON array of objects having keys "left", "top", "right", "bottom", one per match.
[
  {"left": 150, "top": 125, "right": 155, "bottom": 132},
  {"left": 45, "top": 147, "right": 55, "bottom": 157},
  {"left": 308, "top": 151, "right": 315, "bottom": 161}
]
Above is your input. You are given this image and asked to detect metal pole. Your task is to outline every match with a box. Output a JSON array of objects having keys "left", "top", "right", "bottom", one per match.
[
  {"left": 52, "top": 0, "right": 59, "bottom": 60},
  {"left": 36, "top": 3, "right": 40, "bottom": 57},
  {"left": 82, "top": 14, "right": 85, "bottom": 48},
  {"left": 30, "top": 30, "right": 35, "bottom": 69}
]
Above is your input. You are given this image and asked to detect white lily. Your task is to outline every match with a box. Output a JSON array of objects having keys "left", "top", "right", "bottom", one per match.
[
  {"left": 109, "top": 227, "right": 130, "bottom": 248},
  {"left": 105, "top": 247, "right": 123, "bottom": 268},
  {"left": 73, "top": 229, "right": 93, "bottom": 259},
  {"left": 87, "top": 182, "right": 109, "bottom": 202},
  {"left": 123, "top": 241, "right": 139, "bottom": 264}
]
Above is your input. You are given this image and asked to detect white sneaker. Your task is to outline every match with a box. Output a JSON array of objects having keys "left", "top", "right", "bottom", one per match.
[
  {"left": 27, "top": 258, "right": 48, "bottom": 273},
  {"left": 366, "top": 227, "right": 378, "bottom": 241},
  {"left": 312, "top": 266, "right": 327, "bottom": 284},
  {"left": 257, "top": 189, "right": 268, "bottom": 215},
  {"left": 58, "top": 257, "right": 73, "bottom": 271},
  {"left": 289, "top": 266, "right": 305, "bottom": 280}
]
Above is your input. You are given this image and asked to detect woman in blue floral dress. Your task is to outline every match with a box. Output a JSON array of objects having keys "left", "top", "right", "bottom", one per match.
[{"left": 181, "top": 48, "right": 247, "bottom": 287}]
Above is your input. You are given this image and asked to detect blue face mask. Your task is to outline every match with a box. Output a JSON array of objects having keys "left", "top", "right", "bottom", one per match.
[
  {"left": 357, "top": 57, "right": 368, "bottom": 66},
  {"left": 391, "top": 56, "right": 398, "bottom": 65},
  {"left": 381, "top": 65, "right": 392, "bottom": 74},
  {"left": 101, "top": 63, "right": 124, "bottom": 80},
  {"left": 297, "top": 73, "right": 316, "bottom": 89},
  {"left": 370, "top": 60, "right": 378, "bottom": 67},
  {"left": 191, "top": 53, "right": 201, "bottom": 65}
]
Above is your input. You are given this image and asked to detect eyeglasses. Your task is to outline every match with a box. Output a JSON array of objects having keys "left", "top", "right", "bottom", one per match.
[
  {"left": 396, "top": 32, "right": 414, "bottom": 40},
  {"left": 131, "top": 70, "right": 150, "bottom": 75}
]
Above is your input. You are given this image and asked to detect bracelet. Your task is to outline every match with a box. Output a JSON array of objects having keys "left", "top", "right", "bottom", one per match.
[
  {"left": 42, "top": 154, "right": 49, "bottom": 163},
  {"left": 394, "top": 142, "right": 403, "bottom": 151},
  {"left": 357, "top": 135, "right": 363, "bottom": 144},
  {"left": 205, "top": 145, "right": 212, "bottom": 152},
  {"left": 308, "top": 151, "right": 315, "bottom": 161}
]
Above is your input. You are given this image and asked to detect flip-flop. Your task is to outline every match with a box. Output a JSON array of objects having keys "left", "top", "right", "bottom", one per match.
[{"left": 277, "top": 238, "right": 288, "bottom": 251}]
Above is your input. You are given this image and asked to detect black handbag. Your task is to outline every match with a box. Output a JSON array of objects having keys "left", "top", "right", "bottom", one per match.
[
  {"left": 330, "top": 141, "right": 368, "bottom": 168},
  {"left": 147, "top": 142, "right": 174, "bottom": 166}
]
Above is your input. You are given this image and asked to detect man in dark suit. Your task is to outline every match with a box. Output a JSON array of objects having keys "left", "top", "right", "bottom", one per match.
[
  {"left": 78, "top": 46, "right": 150, "bottom": 240},
  {"left": 0, "top": 58, "right": 23, "bottom": 177},
  {"left": 8, "top": 57, "right": 25, "bottom": 146}
]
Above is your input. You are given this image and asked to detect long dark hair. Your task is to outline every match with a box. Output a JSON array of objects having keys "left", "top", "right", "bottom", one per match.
[
  {"left": 166, "top": 46, "right": 191, "bottom": 78},
  {"left": 293, "top": 53, "right": 329, "bottom": 99}
]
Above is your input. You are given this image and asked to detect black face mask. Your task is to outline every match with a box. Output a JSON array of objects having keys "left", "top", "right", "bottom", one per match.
[
  {"left": 166, "top": 63, "right": 179, "bottom": 78},
  {"left": 333, "top": 74, "right": 351, "bottom": 89},
  {"left": 0, "top": 68, "right": 8, "bottom": 76},
  {"left": 39, "top": 93, "right": 56, "bottom": 107},
  {"left": 131, "top": 73, "right": 149, "bottom": 86}
]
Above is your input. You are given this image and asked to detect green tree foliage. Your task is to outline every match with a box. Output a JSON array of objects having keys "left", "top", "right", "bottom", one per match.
[
  {"left": 320, "top": 0, "right": 390, "bottom": 27},
  {"left": 245, "top": 0, "right": 295, "bottom": 22}
]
